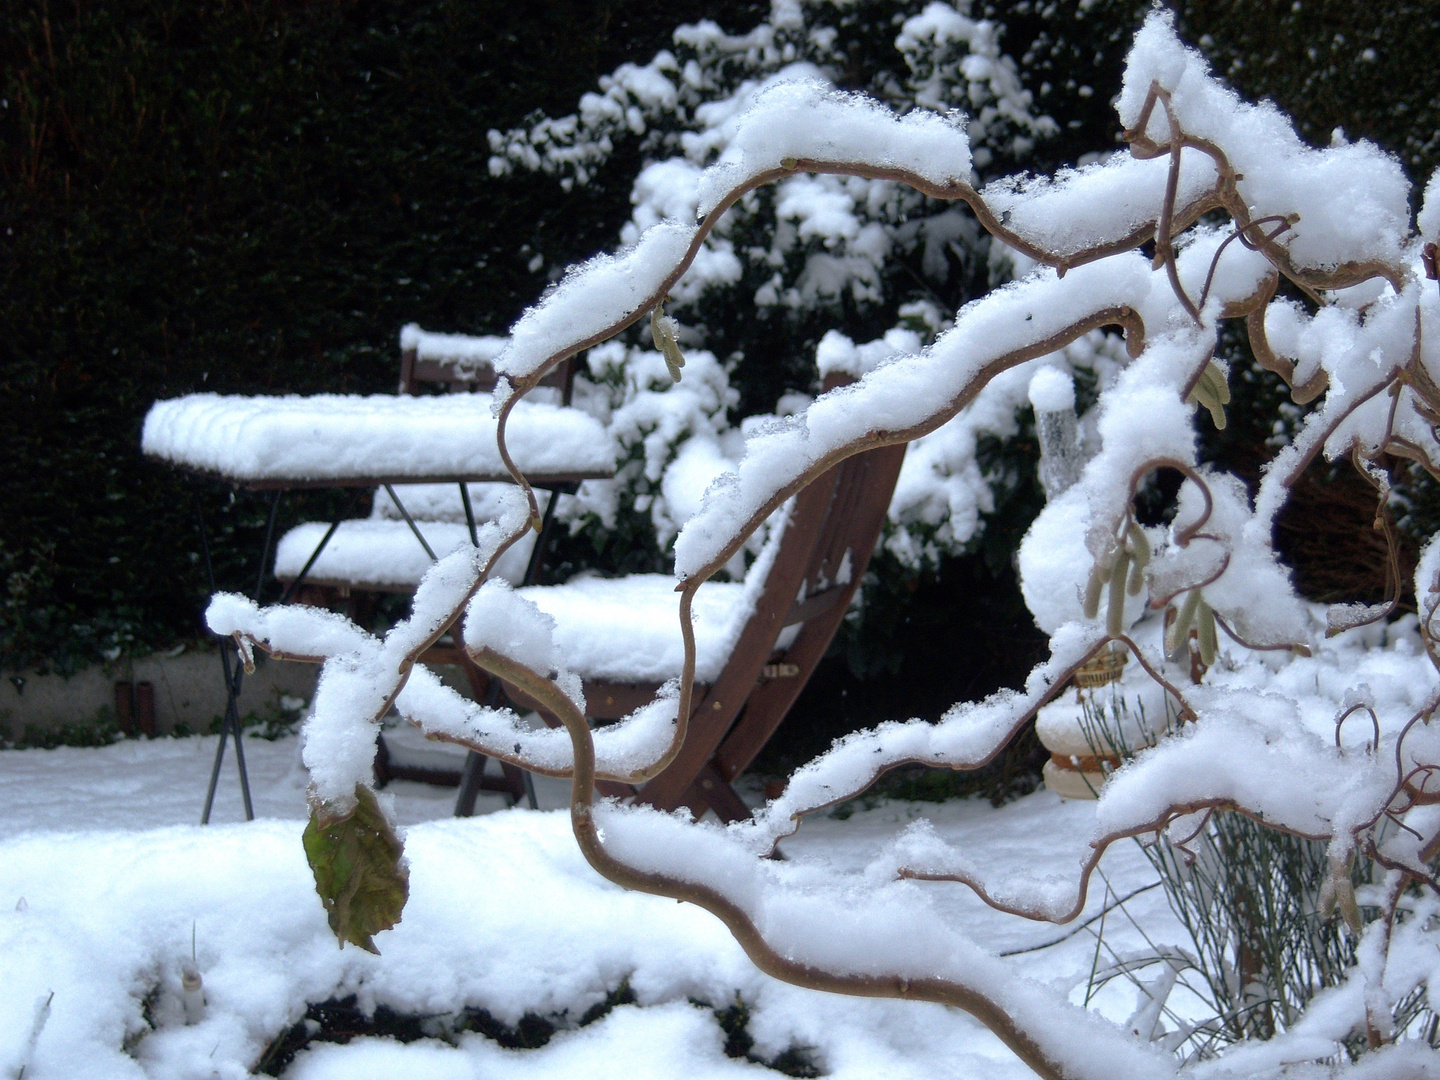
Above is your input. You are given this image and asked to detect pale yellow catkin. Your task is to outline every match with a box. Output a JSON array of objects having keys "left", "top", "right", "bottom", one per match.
[
  {"left": 1126, "top": 558, "right": 1145, "bottom": 597},
  {"left": 1125, "top": 523, "right": 1149, "bottom": 596},
  {"left": 1106, "top": 550, "right": 1130, "bottom": 637},
  {"left": 1188, "top": 365, "right": 1228, "bottom": 430},
  {"left": 1197, "top": 598, "right": 1217, "bottom": 666},
  {"left": 1083, "top": 560, "right": 1109, "bottom": 620},
  {"left": 1126, "top": 521, "right": 1150, "bottom": 566},
  {"left": 1200, "top": 364, "right": 1229, "bottom": 427},
  {"left": 1205, "top": 361, "right": 1231, "bottom": 405},
  {"left": 1166, "top": 588, "right": 1203, "bottom": 657}
]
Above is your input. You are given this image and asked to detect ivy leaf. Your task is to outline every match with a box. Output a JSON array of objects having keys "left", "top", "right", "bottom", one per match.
[{"left": 302, "top": 785, "right": 409, "bottom": 954}]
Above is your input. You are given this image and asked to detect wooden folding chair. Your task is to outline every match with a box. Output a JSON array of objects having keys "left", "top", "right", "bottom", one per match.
[
  {"left": 639, "top": 438, "right": 906, "bottom": 820},
  {"left": 465, "top": 373, "right": 907, "bottom": 821}
]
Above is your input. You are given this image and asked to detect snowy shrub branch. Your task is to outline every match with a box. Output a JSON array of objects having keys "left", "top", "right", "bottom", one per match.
[{"left": 212, "top": 10, "right": 1440, "bottom": 1078}]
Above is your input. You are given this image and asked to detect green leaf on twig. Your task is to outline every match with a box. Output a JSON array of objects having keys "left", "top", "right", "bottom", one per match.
[{"left": 303, "top": 785, "right": 409, "bottom": 954}]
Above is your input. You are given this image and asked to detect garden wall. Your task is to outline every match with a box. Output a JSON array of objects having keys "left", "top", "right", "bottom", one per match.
[{"left": 0, "top": 647, "right": 316, "bottom": 743}]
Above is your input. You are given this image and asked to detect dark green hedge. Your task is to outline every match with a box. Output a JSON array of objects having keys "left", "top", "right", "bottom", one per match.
[{"left": 0, "top": 0, "right": 767, "bottom": 673}]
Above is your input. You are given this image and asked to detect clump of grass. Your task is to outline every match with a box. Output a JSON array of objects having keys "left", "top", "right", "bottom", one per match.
[{"left": 1077, "top": 688, "right": 1440, "bottom": 1062}]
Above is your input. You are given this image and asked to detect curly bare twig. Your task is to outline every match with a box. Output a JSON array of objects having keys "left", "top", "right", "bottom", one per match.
[
  {"left": 1153, "top": 89, "right": 1201, "bottom": 324},
  {"left": 1169, "top": 807, "right": 1214, "bottom": 854},
  {"left": 1197, "top": 215, "right": 1295, "bottom": 313},
  {"left": 1127, "top": 458, "right": 1215, "bottom": 548},
  {"left": 1335, "top": 703, "right": 1382, "bottom": 755},
  {"left": 1211, "top": 610, "right": 1310, "bottom": 656}
]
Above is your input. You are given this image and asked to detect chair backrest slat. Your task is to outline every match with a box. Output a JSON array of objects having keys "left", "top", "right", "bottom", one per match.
[
  {"left": 634, "top": 373, "right": 907, "bottom": 814},
  {"left": 800, "top": 451, "right": 871, "bottom": 598},
  {"left": 399, "top": 345, "right": 573, "bottom": 399},
  {"left": 705, "top": 440, "right": 906, "bottom": 795}
]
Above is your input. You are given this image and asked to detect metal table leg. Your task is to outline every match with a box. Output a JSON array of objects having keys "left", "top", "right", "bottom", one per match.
[
  {"left": 195, "top": 486, "right": 279, "bottom": 823},
  {"left": 201, "top": 638, "right": 254, "bottom": 824}
]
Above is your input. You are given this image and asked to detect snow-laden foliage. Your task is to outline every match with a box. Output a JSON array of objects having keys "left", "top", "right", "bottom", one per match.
[
  {"left": 216, "top": 10, "right": 1440, "bottom": 1079},
  {"left": 491, "top": 0, "right": 1080, "bottom": 573}
]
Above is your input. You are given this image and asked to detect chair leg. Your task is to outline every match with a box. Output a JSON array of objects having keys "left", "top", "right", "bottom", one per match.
[
  {"left": 454, "top": 751, "right": 489, "bottom": 817},
  {"left": 454, "top": 645, "right": 505, "bottom": 817},
  {"left": 499, "top": 761, "right": 529, "bottom": 805},
  {"left": 455, "top": 753, "right": 539, "bottom": 813},
  {"left": 373, "top": 732, "right": 392, "bottom": 789},
  {"left": 681, "top": 761, "right": 754, "bottom": 823}
]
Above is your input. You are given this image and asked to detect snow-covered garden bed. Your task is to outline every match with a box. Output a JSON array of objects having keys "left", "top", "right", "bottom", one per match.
[
  {"left": 0, "top": 734, "right": 1165, "bottom": 1079},
  {"left": 3, "top": 600, "right": 1437, "bottom": 1077}
]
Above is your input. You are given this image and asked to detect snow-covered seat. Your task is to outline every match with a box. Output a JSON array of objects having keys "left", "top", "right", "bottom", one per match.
[
  {"left": 271, "top": 485, "right": 537, "bottom": 592},
  {"left": 377, "top": 570, "right": 765, "bottom": 799},
  {"left": 458, "top": 375, "right": 909, "bottom": 821},
  {"left": 520, "top": 571, "right": 767, "bottom": 686}
]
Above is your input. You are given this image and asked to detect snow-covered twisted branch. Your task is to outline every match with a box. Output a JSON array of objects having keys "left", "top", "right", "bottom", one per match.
[
  {"left": 225, "top": 10, "right": 1440, "bottom": 1076},
  {"left": 473, "top": 78, "right": 1188, "bottom": 783},
  {"left": 456, "top": 14, "right": 1440, "bottom": 1077}
]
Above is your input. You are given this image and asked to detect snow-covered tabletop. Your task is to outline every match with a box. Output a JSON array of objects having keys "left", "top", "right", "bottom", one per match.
[{"left": 142, "top": 392, "right": 617, "bottom": 487}]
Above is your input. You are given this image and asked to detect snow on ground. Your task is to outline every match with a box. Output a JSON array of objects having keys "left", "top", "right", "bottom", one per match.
[
  {"left": 5, "top": 613, "right": 1428, "bottom": 1077},
  {"left": 0, "top": 729, "right": 1172, "bottom": 1079}
]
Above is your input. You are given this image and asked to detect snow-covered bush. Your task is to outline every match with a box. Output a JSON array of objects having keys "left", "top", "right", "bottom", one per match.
[
  {"left": 491, "top": 0, "right": 1096, "bottom": 575},
  {"left": 214, "top": 12, "right": 1440, "bottom": 1078}
]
